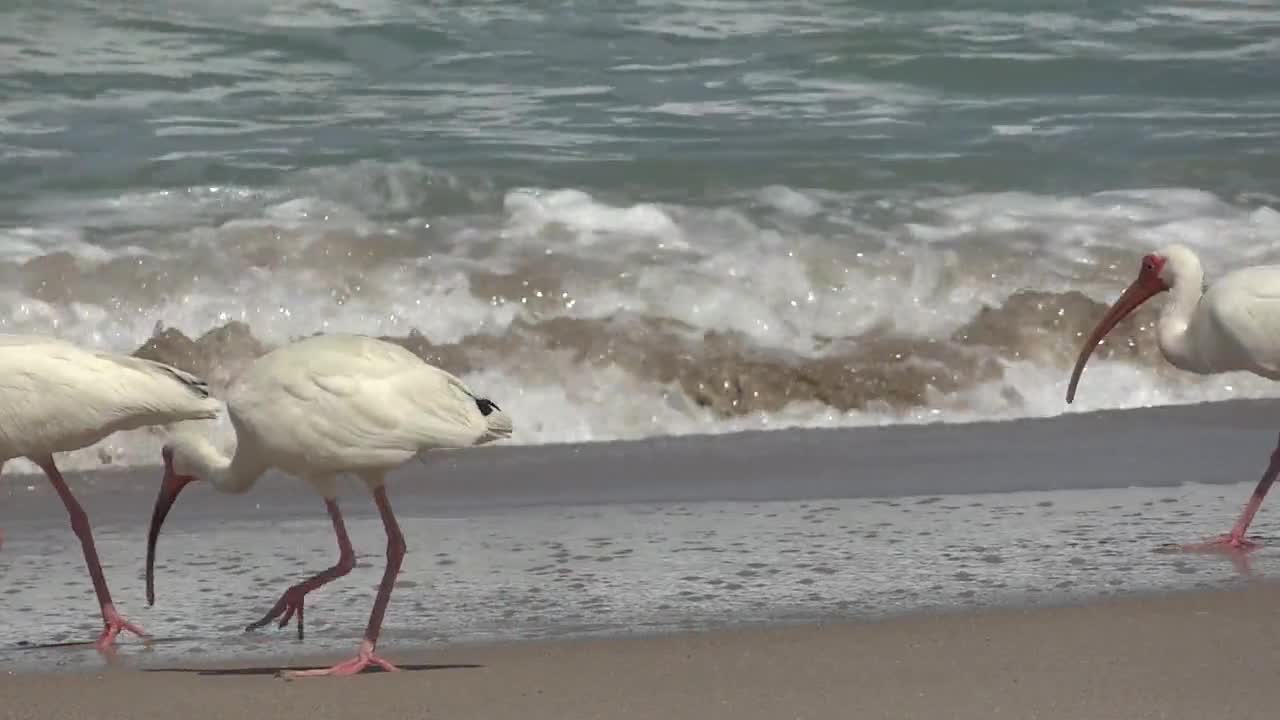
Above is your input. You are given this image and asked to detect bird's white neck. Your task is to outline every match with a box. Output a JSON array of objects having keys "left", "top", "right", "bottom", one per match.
[
  {"left": 170, "top": 431, "right": 263, "bottom": 495},
  {"left": 1155, "top": 270, "right": 1207, "bottom": 374}
]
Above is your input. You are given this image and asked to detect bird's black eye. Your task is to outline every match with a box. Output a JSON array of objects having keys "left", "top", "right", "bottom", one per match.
[{"left": 474, "top": 397, "right": 499, "bottom": 416}]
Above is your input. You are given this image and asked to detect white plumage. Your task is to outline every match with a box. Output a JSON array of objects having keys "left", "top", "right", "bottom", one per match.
[
  {"left": 218, "top": 333, "right": 509, "bottom": 482},
  {"left": 0, "top": 335, "right": 217, "bottom": 459},
  {"left": 145, "top": 333, "right": 512, "bottom": 678},
  {"left": 0, "top": 334, "right": 219, "bottom": 652},
  {"left": 1067, "top": 244, "right": 1280, "bottom": 552}
]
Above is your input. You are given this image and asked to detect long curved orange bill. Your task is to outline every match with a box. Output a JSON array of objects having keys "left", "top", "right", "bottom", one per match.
[
  {"left": 1066, "top": 273, "right": 1167, "bottom": 404},
  {"left": 146, "top": 467, "right": 192, "bottom": 607}
]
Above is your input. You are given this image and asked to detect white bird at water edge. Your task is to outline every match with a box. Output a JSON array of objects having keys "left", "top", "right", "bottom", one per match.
[
  {"left": 1067, "top": 244, "right": 1280, "bottom": 552},
  {"left": 145, "top": 333, "right": 513, "bottom": 678},
  {"left": 0, "top": 335, "right": 220, "bottom": 651}
]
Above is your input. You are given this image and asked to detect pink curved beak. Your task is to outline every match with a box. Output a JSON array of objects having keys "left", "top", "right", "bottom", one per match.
[
  {"left": 146, "top": 455, "right": 193, "bottom": 607},
  {"left": 1066, "top": 267, "right": 1169, "bottom": 404}
]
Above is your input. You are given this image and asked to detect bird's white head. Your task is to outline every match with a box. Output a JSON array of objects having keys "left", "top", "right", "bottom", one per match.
[
  {"left": 1065, "top": 244, "right": 1201, "bottom": 404},
  {"left": 1153, "top": 244, "right": 1202, "bottom": 290}
]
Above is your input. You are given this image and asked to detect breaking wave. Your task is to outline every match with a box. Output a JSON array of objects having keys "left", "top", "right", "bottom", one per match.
[{"left": 3, "top": 161, "right": 1279, "bottom": 474}]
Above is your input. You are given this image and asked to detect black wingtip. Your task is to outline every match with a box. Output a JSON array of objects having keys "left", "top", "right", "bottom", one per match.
[
  {"left": 157, "top": 364, "right": 211, "bottom": 399},
  {"left": 474, "top": 397, "right": 500, "bottom": 416}
]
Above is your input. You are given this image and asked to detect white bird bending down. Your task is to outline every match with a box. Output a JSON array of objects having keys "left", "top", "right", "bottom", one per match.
[
  {"left": 0, "top": 335, "right": 219, "bottom": 651},
  {"left": 1067, "top": 244, "right": 1280, "bottom": 552},
  {"left": 144, "top": 333, "right": 513, "bottom": 678}
]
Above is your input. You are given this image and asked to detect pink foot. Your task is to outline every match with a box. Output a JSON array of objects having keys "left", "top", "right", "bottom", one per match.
[
  {"left": 95, "top": 604, "right": 150, "bottom": 652},
  {"left": 1180, "top": 533, "right": 1260, "bottom": 554},
  {"left": 282, "top": 641, "right": 400, "bottom": 679}
]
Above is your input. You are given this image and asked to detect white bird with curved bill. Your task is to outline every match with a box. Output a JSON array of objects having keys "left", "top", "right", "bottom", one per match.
[
  {"left": 0, "top": 335, "right": 220, "bottom": 651},
  {"left": 1067, "top": 244, "right": 1280, "bottom": 552},
  {"left": 145, "top": 333, "right": 513, "bottom": 678}
]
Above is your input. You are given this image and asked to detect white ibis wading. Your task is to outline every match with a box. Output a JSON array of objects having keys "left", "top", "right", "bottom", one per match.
[
  {"left": 1067, "top": 244, "right": 1280, "bottom": 551},
  {"left": 145, "top": 333, "right": 513, "bottom": 678},
  {"left": 0, "top": 335, "right": 219, "bottom": 651}
]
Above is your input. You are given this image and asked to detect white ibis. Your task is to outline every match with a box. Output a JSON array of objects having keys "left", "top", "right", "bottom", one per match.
[
  {"left": 0, "top": 335, "right": 219, "bottom": 651},
  {"left": 145, "top": 333, "right": 513, "bottom": 678},
  {"left": 1067, "top": 244, "right": 1280, "bottom": 552}
]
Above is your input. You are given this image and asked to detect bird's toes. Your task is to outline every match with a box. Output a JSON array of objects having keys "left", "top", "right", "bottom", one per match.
[
  {"left": 245, "top": 613, "right": 278, "bottom": 633},
  {"left": 247, "top": 599, "right": 291, "bottom": 632},
  {"left": 122, "top": 621, "right": 151, "bottom": 641}
]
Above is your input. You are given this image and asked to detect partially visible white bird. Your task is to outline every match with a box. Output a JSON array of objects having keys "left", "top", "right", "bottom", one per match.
[
  {"left": 145, "top": 333, "right": 513, "bottom": 678},
  {"left": 1068, "top": 244, "right": 1280, "bottom": 552},
  {"left": 0, "top": 335, "right": 220, "bottom": 651}
]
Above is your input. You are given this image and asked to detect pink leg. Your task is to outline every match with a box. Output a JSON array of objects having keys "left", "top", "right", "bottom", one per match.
[
  {"left": 284, "top": 486, "right": 404, "bottom": 678},
  {"left": 247, "top": 498, "right": 355, "bottom": 640},
  {"left": 1182, "top": 436, "right": 1279, "bottom": 553},
  {"left": 36, "top": 456, "right": 149, "bottom": 652}
]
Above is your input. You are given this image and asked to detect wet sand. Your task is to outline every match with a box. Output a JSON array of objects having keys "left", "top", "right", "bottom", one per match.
[
  {"left": 4, "top": 399, "right": 1280, "bottom": 714},
  {"left": 4, "top": 582, "right": 1280, "bottom": 720}
]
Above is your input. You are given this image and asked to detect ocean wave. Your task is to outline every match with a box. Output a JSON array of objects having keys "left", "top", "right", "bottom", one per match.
[{"left": 1, "top": 162, "right": 1277, "bottom": 475}]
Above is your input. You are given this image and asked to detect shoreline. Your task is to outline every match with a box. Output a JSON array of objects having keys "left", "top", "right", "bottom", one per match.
[
  {"left": 5, "top": 581, "right": 1280, "bottom": 720},
  {"left": 178, "top": 576, "right": 1280, "bottom": 670},
  {"left": 4, "top": 476, "right": 1277, "bottom": 674},
  {"left": 92, "top": 577, "right": 1280, "bottom": 668},
  {"left": 5, "top": 395, "right": 1280, "bottom": 673},
  {"left": 7, "top": 395, "right": 1280, "bottom": 511}
]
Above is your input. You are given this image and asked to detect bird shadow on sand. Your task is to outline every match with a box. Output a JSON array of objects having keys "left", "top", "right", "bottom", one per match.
[
  {"left": 142, "top": 662, "right": 483, "bottom": 677},
  {"left": 8, "top": 635, "right": 202, "bottom": 651}
]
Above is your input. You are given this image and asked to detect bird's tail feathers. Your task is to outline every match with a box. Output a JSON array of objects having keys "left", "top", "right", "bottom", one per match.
[
  {"left": 174, "top": 397, "right": 221, "bottom": 424},
  {"left": 141, "top": 358, "right": 212, "bottom": 399},
  {"left": 159, "top": 416, "right": 222, "bottom": 443},
  {"left": 453, "top": 380, "right": 513, "bottom": 445},
  {"left": 478, "top": 407, "right": 513, "bottom": 444}
]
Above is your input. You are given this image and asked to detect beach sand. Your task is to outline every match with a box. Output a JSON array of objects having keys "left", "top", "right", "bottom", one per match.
[{"left": 4, "top": 582, "right": 1280, "bottom": 720}]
